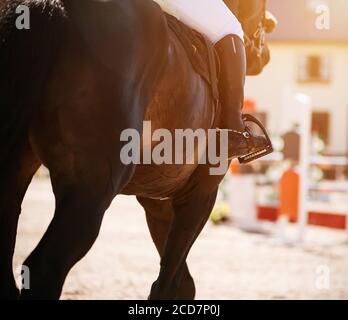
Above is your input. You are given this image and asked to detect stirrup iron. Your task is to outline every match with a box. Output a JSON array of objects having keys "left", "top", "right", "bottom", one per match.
[{"left": 238, "top": 114, "right": 274, "bottom": 164}]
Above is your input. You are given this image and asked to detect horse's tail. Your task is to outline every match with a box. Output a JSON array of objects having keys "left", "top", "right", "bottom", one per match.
[{"left": 0, "top": 0, "right": 66, "bottom": 173}]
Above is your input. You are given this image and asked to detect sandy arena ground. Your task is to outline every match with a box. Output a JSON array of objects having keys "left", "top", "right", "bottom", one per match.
[{"left": 13, "top": 178, "right": 348, "bottom": 300}]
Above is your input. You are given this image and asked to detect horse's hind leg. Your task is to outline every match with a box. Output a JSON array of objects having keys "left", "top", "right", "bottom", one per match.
[
  {"left": 0, "top": 138, "right": 41, "bottom": 299},
  {"left": 19, "top": 153, "right": 132, "bottom": 300},
  {"left": 137, "top": 197, "right": 196, "bottom": 300}
]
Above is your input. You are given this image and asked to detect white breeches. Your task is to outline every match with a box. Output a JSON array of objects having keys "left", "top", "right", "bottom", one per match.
[{"left": 153, "top": 0, "right": 244, "bottom": 44}]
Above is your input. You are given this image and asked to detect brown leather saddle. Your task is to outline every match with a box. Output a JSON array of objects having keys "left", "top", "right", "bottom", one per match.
[{"left": 165, "top": 13, "right": 220, "bottom": 103}]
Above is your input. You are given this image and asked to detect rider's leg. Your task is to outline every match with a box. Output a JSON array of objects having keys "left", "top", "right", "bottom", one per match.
[
  {"left": 215, "top": 34, "right": 268, "bottom": 157},
  {"left": 216, "top": 35, "right": 246, "bottom": 131}
]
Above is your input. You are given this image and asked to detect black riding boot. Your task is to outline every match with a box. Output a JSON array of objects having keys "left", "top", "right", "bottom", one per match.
[{"left": 215, "top": 34, "right": 269, "bottom": 159}]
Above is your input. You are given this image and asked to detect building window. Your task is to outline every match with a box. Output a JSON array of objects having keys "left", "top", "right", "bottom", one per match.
[
  {"left": 312, "top": 111, "right": 330, "bottom": 144},
  {"left": 298, "top": 55, "right": 331, "bottom": 83}
]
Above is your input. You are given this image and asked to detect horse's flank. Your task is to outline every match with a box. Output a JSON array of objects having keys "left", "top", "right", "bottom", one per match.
[{"left": 122, "top": 29, "right": 216, "bottom": 198}]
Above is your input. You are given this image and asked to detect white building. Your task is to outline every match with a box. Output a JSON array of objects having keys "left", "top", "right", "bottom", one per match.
[{"left": 245, "top": 0, "right": 348, "bottom": 155}]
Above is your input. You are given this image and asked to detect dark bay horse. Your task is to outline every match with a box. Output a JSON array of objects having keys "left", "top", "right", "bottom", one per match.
[{"left": 0, "top": 0, "right": 275, "bottom": 299}]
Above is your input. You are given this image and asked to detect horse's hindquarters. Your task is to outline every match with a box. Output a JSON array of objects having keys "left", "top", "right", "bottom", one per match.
[{"left": 30, "top": 0, "right": 170, "bottom": 197}]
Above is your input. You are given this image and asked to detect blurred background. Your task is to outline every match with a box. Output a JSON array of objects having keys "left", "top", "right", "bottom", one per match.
[
  {"left": 226, "top": 0, "right": 348, "bottom": 234},
  {"left": 14, "top": 0, "right": 348, "bottom": 299}
]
